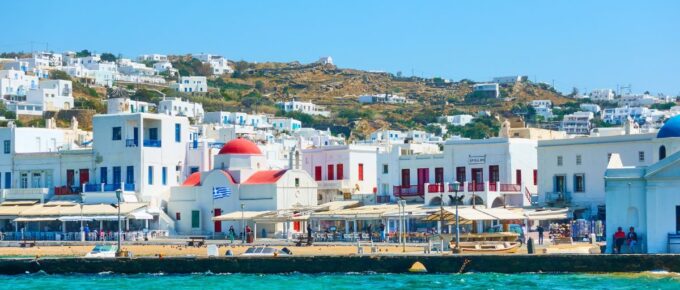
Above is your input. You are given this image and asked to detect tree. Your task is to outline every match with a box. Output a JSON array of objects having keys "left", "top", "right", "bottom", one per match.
[
  {"left": 425, "top": 124, "right": 442, "bottom": 136},
  {"left": 100, "top": 53, "right": 117, "bottom": 62},
  {"left": 49, "top": 70, "right": 71, "bottom": 81},
  {"left": 255, "top": 80, "right": 265, "bottom": 93},
  {"left": 75, "top": 50, "right": 91, "bottom": 57}
]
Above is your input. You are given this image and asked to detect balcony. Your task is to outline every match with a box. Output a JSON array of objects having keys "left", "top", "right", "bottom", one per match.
[
  {"left": 467, "top": 182, "right": 485, "bottom": 192},
  {"left": 427, "top": 183, "right": 445, "bottom": 193},
  {"left": 143, "top": 139, "right": 161, "bottom": 147},
  {"left": 81, "top": 183, "right": 137, "bottom": 204},
  {"left": 1, "top": 188, "right": 48, "bottom": 202},
  {"left": 376, "top": 195, "right": 391, "bottom": 203},
  {"left": 392, "top": 185, "right": 421, "bottom": 197},
  {"left": 125, "top": 139, "right": 138, "bottom": 147},
  {"left": 54, "top": 186, "right": 77, "bottom": 195},
  {"left": 83, "top": 183, "right": 135, "bottom": 193},
  {"left": 546, "top": 191, "right": 572, "bottom": 205},
  {"left": 499, "top": 183, "right": 521, "bottom": 192}
]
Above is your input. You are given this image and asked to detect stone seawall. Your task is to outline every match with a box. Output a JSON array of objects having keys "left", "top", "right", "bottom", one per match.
[{"left": 1, "top": 255, "right": 680, "bottom": 274}]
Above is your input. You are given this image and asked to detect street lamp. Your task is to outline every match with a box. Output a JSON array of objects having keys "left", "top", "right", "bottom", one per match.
[
  {"left": 240, "top": 203, "right": 245, "bottom": 243},
  {"left": 115, "top": 188, "right": 122, "bottom": 256},
  {"left": 452, "top": 182, "right": 461, "bottom": 254}
]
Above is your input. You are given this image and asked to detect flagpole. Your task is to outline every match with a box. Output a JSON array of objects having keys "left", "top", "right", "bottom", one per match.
[{"left": 212, "top": 187, "right": 215, "bottom": 239}]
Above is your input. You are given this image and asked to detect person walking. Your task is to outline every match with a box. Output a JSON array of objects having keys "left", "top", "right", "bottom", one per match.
[
  {"left": 84, "top": 225, "right": 90, "bottom": 241},
  {"left": 367, "top": 224, "right": 373, "bottom": 242},
  {"left": 306, "top": 222, "right": 313, "bottom": 245},
  {"left": 379, "top": 222, "right": 386, "bottom": 242},
  {"left": 537, "top": 225, "right": 545, "bottom": 245},
  {"left": 228, "top": 225, "right": 236, "bottom": 244},
  {"left": 627, "top": 227, "right": 638, "bottom": 253},
  {"left": 613, "top": 227, "right": 626, "bottom": 254}
]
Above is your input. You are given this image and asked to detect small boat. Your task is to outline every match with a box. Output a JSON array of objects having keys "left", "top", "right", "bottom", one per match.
[
  {"left": 450, "top": 241, "right": 521, "bottom": 254},
  {"left": 241, "top": 246, "right": 292, "bottom": 257},
  {"left": 85, "top": 245, "right": 118, "bottom": 258}
]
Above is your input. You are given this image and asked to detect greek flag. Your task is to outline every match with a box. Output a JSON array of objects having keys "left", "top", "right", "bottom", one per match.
[{"left": 212, "top": 186, "right": 231, "bottom": 199}]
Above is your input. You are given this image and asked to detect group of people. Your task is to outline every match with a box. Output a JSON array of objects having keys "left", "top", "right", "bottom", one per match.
[
  {"left": 226, "top": 225, "right": 253, "bottom": 243},
  {"left": 613, "top": 226, "right": 638, "bottom": 254}
]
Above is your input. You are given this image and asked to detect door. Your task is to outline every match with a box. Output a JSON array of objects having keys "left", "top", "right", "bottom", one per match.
[
  {"left": 113, "top": 167, "right": 121, "bottom": 185},
  {"left": 191, "top": 210, "right": 200, "bottom": 229},
  {"left": 401, "top": 169, "right": 410, "bottom": 187},
  {"left": 417, "top": 168, "right": 429, "bottom": 194},
  {"left": 555, "top": 175, "right": 566, "bottom": 192},
  {"left": 100, "top": 167, "right": 108, "bottom": 184},
  {"left": 435, "top": 167, "right": 444, "bottom": 184},
  {"left": 456, "top": 167, "right": 466, "bottom": 184},
  {"left": 149, "top": 128, "right": 158, "bottom": 140},
  {"left": 214, "top": 208, "right": 222, "bottom": 232},
  {"left": 516, "top": 169, "right": 522, "bottom": 185},
  {"left": 133, "top": 127, "right": 139, "bottom": 146},
  {"left": 66, "top": 170, "right": 75, "bottom": 187},
  {"left": 79, "top": 169, "right": 89, "bottom": 185},
  {"left": 471, "top": 168, "right": 483, "bottom": 191}
]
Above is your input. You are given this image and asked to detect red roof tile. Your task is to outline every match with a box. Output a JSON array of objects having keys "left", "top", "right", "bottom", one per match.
[
  {"left": 218, "top": 138, "right": 262, "bottom": 155},
  {"left": 242, "top": 170, "right": 288, "bottom": 184},
  {"left": 182, "top": 172, "right": 201, "bottom": 186}
]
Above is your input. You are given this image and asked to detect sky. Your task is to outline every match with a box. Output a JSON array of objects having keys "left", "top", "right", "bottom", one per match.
[{"left": 2, "top": 0, "right": 679, "bottom": 95}]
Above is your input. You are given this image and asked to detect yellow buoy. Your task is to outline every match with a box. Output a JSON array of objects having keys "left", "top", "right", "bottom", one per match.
[{"left": 408, "top": 261, "right": 428, "bottom": 273}]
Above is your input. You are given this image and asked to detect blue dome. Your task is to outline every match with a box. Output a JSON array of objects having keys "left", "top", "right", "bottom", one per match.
[{"left": 657, "top": 115, "right": 680, "bottom": 138}]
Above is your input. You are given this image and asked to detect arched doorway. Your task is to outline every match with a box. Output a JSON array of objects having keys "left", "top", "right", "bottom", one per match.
[
  {"left": 429, "top": 196, "right": 442, "bottom": 206},
  {"left": 469, "top": 195, "right": 484, "bottom": 206},
  {"left": 491, "top": 197, "right": 505, "bottom": 208},
  {"left": 660, "top": 145, "right": 667, "bottom": 160}
]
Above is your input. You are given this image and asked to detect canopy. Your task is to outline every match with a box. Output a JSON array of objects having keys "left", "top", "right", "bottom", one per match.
[
  {"left": 128, "top": 211, "right": 153, "bottom": 220},
  {"left": 58, "top": 216, "right": 93, "bottom": 222},
  {"left": 478, "top": 208, "right": 526, "bottom": 220},
  {"left": 310, "top": 204, "right": 398, "bottom": 220},
  {"left": 212, "top": 211, "right": 269, "bottom": 221},
  {"left": 524, "top": 208, "right": 570, "bottom": 220},
  {"left": 14, "top": 217, "right": 58, "bottom": 222},
  {"left": 424, "top": 207, "right": 521, "bottom": 222}
]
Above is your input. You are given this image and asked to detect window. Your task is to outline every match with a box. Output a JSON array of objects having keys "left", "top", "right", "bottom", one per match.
[
  {"left": 456, "top": 167, "right": 466, "bottom": 184},
  {"left": 4, "top": 172, "right": 10, "bottom": 188},
  {"left": 557, "top": 156, "right": 563, "bottom": 166},
  {"left": 516, "top": 169, "right": 522, "bottom": 185},
  {"left": 295, "top": 178, "right": 300, "bottom": 187},
  {"left": 401, "top": 169, "right": 410, "bottom": 187},
  {"left": 149, "top": 128, "right": 158, "bottom": 140},
  {"left": 327, "top": 164, "right": 334, "bottom": 180},
  {"left": 100, "top": 167, "right": 108, "bottom": 184},
  {"left": 148, "top": 166, "right": 154, "bottom": 185},
  {"left": 660, "top": 145, "right": 667, "bottom": 160},
  {"left": 383, "top": 164, "right": 389, "bottom": 174},
  {"left": 175, "top": 124, "right": 181, "bottom": 142},
  {"left": 435, "top": 167, "right": 444, "bottom": 184},
  {"left": 126, "top": 166, "right": 134, "bottom": 184},
  {"left": 190, "top": 167, "right": 199, "bottom": 174},
  {"left": 112, "top": 127, "right": 122, "bottom": 140},
  {"left": 358, "top": 163, "right": 364, "bottom": 181},
  {"left": 574, "top": 174, "right": 585, "bottom": 192},
  {"left": 3, "top": 140, "right": 9, "bottom": 154},
  {"left": 607, "top": 153, "right": 612, "bottom": 161},
  {"left": 639, "top": 151, "right": 645, "bottom": 162},
  {"left": 162, "top": 167, "right": 167, "bottom": 185},
  {"left": 336, "top": 164, "right": 344, "bottom": 180},
  {"left": 314, "top": 166, "right": 322, "bottom": 181},
  {"left": 489, "top": 165, "right": 499, "bottom": 182},
  {"left": 191, "top": 210, "right": 200, "bottom": 228},
  {"left": 576, "top": 155, "right": 582, "bottom": 165},
  {"left": 66, "top": 170, "right": 75, "bottom": 187},
  {"left": 20, "top": 173, "right": 28, "bottom": 189},
  {"left": 533, "top": 169, "right": 538, "bottom": 186},
  {"left": 113, "top": 166, "right": 121, "bottom": 185},
  {"left": 175, "top": 212, "right": 181, "bottom": 220}
]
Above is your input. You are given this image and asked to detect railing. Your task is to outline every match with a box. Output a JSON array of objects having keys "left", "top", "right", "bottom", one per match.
[
  {"left": 449, "top": 182, "right": 464, "bottom": 192},
  {"left": 125, "top": 139, "right": 138, "bottom": 147},
  {"left": 489, "top": 182, "right": 497, "bottom": 192},
  {"left": 376, "top": 195, "right": 391, "bottom": 203},
  {"left": 392, "top": 185, "right": 420, "bottom": 197},
  {"left": 143, "top": 139, "right": 161, "bottom": 147},
  {"left": 0, "top": 230, "right": 168, "bottom": 242},
  {"left": 54, "top": 186, "right": 74, "bottom": 195},
  {"left": 500, "top": 183, "right": 522, "bottom": 192},
  {"left": 427, "top": 183, "right": 445, "bottom": 193},
  {"left": 546, "top": 191, "right": 572, "bottom": 204},
  {"left": 83, "top": 183, "right": 135, "bottom": 192},
  {"left": 467, "top": 183, "right": 485, "bottom": 192}
]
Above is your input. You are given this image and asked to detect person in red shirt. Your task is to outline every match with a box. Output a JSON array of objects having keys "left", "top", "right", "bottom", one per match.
[{"left": 613, "top": 227, "right": 626, "bottom": 254}]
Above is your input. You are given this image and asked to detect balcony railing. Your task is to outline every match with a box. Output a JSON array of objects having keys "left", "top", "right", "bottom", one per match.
[
  {"left": 143, "top": 139, "right": 161, "bottom": 147},
  {"left": 546, "top": 191, "right": 572, "bottom": 204},
  {"left": 83, "top": 183, "right": 135, "bottom": 193},
  {"left": 467, "top": 183, "right": 485, "bottom": 192},
  {"left": 376, "top": 195, "right": 391, "bottom": 204},
  {"left": 500, "top": 183, "right": 522, "bottom": 192},
  {"left": 125, "top": 139, "right": 138, "bottom": 147},
  {"left": 489, "top": 182, "right": 497, "bottom": 192},
  {"left": 54, "top": 186, "right": 75, "bottom": 195},
  {"left": 427, "top": 183, "right": 445, "bottom": 193},
  {"left": 392, "top": 185, "right": 421, "bottom": 197}
]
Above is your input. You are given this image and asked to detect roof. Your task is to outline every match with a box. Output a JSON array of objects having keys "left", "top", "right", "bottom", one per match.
[
  {"left": 242, "top": 170, "right": 287, "bottom": 184},
  {"left": 218, "top": 138, "right": 262, "bottom": 155},
  {"left": 657, "top": 115, "right": 680, "bottom": 138},
  {"left": 182, "top": 172, "right": 201, "bottom": 186}
]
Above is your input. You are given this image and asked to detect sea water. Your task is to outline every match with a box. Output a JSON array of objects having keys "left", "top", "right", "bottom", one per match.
[{"left": 1, "top": 272, "right": 679, "bottom": 290}]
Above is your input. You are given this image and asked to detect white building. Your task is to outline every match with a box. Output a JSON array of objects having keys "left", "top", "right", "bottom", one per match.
[
  {"left": 0, "top": 69, "right": 39, "bottom": 100},
  {"left": 604, "top": 118, "right": 680, "bottom": 253},
  {"left": 369, "top": 129, "right": 406, "bottom": 144},
  {"left": 138, "top": 54, "right": 168, "bottom": 62},
  {"left": 195, "top": 54, "right": 233, "bottom": 75},
  {"left": 579, "top": 103, "right": 601, "bottom": 114},
  {"left": 619, "top": 94, "right": 659, "bottom": 107},
  {"left": 589, "top": 89, "right": 615, "bottom": 102},
  {"left": 276, "top": 100, "right": 330, "bottom": 117},
  {"left": 440, "top": 115, "right": 474, "bottom": 127},
  {"left": 166, "top": 138, "right": 317, "bottom": 235},
  {"left": 534, "top": 106, "right": 554, "bottom": 120},
  {"left": 170, "top": 76, "right": 207, "bottom": 93},
  {"left": 269, "top": 117, "right": 301, "bottom": 132},
  {"left": 561, "top": 111, "right": 594, "bottom": 135},
  {"left": 530, "top": 100, "right": 552, "bottom": 108},
  {"left": 358, "top": 94, "right": 407, "bottom": 104},
  {"left": 158, "top": 97, "right": 205, "bottom": 122},
  {"left": 317, "top": 56, "right": 333, "bottom": 65},
  {"left": 303, "top": 145, "right": 378, "bottom": 204},
  {"left": 153, "top": 61, "right": 174, "bottom": 74},
  {"left": 25, "top": 79, "right": 73, "bottom": 111},
  {"left": 472, "top": 83, "right": 500, "bottom": 98},
  {"left": 601, "top": 107, "right": 649, "bottom": 125},
  {"left": 106, "top": 88, "right": 154, "bottom": 114},
  {"left": 538, "top": 119, "right": 680, "bottom": 218},
  {"left": 492, "top": 76, "right": 527, "bottom": 85}
]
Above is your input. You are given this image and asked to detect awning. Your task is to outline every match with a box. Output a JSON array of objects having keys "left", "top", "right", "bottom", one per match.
[
  {"left": 90, "top": 215, "right": 121, "bottom": 221},
  {"left": 478, "top": 208, "right": 526, "bottom": 220},
  {"left": 128, "top": 211, "right": 153, "bottom": 220},
  {"left": 14, "top": 217, "right": 58, "bottom": 222},
  {"left": 213, "top": 211, "right": 269, "bottom": 221},
  {"left": 524, "top": 208, "right": 570, "bottom": 220},
  {"left": 424, "top": 207, "right": 500, "bottom": 222},
  {"left": 58, "top": 216, "right": 93, "bottom": 222},
  {"left": 311, "top": 204, "right": 398, "bottom": 220}
]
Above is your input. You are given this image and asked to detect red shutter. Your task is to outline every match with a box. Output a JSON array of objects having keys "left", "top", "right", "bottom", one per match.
[
  {"left": 358, "top": 163, "right": 364, "bottom": 181},
  {"left": 533, "top": 169, "right": 538, "bottom": 186},
  {"left": 79, "top": 169, "right": 89, "bottom": 185},
  {"left": 456, "top": 167, "right": 466, "bottom": 183},
  {"left": 336, "top": 164, "right": 344, "bottom": 180},
  {"left": 327, "top": 164, "right": 334, "bottom": 180},
  {"left": 214, "top": 208, "right": 222, "bottom": 232},
  {"left": 314, "top": 166, "right": 322, "bottom": 181},
  {"left": 435, "top": 167, "right": 444, "bottom": 184},
  {"left": 401, "top": 169, "right": 410, "bottom": 187},
  {"left": 175, "top": 212, "right": 181, "bottom": 220},
  {"left": 516, "top": 169, "right": 522, "bottom": 185}
]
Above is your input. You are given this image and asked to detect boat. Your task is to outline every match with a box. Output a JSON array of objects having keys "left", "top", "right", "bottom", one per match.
[
  {"left": 449, "top": 241, "right": 521, "bottom": 254},
  {"left": 440, "top": 232, "right": 520, "bottom": 243},
  {"left": 241, "top": 246, "right": 292, "bottom": 257},
  {"left": 85, "top": 245, "right": 118, "bottom": 258}
]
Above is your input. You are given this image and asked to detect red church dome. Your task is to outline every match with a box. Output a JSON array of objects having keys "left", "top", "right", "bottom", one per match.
[{"left": 218, "top": 138, "right": 262, "bottom": 155}]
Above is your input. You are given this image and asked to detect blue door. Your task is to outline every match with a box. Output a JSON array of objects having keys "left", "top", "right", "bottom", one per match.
[{"left": 133, "top": 127, "right": 139, "bottom": 146}]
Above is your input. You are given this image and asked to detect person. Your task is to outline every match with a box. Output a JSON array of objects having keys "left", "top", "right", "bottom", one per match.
[
  {"left": 93, "top": 229, "right": 98, "bottom": 241},
  {"left": 627, "top": 227, "right": 638, "bottom": 253},
  {"left": 84, "top": 225, "right": 90, "bottom": 241},
  {"left": 613, "top": 227, "right": 626, "bottom": 254},
  {"left": 306, "top": 222, "right": 313, "bottom": 245},
  {"left": 367, "top": 224, "right": 373, "bottom": 242},
  {"left": 379, "top": 222, "right": 386, "bottom": 242},
  {"left": 245, "top": 225, "right": 252, "bottom": 243},
  {"left": 228, "top": 225, "right": 236, "bottom": 243},
  {"left": 537, "top": 225, "right": 545, "bottom": 245}
]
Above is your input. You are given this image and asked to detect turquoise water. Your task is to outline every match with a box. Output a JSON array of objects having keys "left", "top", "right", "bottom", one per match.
[{"left": 1, "top": 272, "right": 679, "bottom": 290}]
